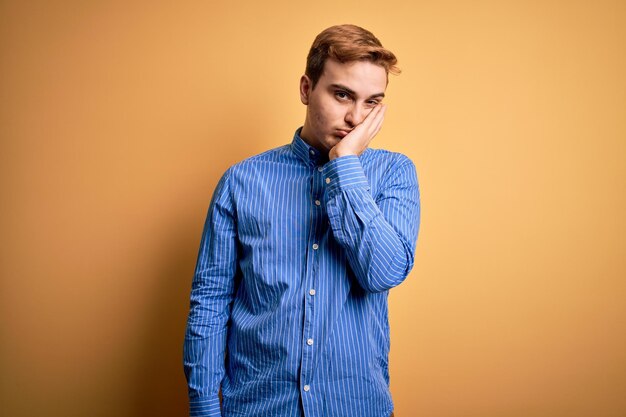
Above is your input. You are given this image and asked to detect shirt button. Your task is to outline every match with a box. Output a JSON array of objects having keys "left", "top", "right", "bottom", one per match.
[
  {"left": 307, "top": 338, "right": 314, "bottom": 346},
  {"left": 303, "top": 385, "right": 310, "bottom": 392},
  {"left": 314, "top": 199, "right": 321, "bottom": 206},
  {"left": 317, "top": 166, "right": 323, "bottom": 172},
  {"left": 309, "top": 149, "right": 315, "bottom": 154},
  {"left": 325, "top": 177, "right": 331, "bottom": 184},
  {"left": 309, "top": 289, "right": 316, "bottom": 296},
  {"left": 312, "top": 243, "right": 319, "bottom": 250}
]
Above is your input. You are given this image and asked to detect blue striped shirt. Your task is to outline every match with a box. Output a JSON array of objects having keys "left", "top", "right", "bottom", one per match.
[{"left": 184, "top": 127, "right": 420, "bottom": 417}]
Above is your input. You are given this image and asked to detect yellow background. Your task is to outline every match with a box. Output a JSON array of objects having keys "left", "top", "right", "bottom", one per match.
[{"left": 1, "top": 1, "right": 625, "bottom": 416}]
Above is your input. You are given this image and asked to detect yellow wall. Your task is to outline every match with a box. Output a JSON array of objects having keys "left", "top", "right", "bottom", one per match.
[{"left": 1, "top": 1, "right": 625, "bottom": 416}]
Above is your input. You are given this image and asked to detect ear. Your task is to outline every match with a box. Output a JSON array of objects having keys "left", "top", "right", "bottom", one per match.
[{"left": 300, "top": 75, "right": 312, "bottom": 105}]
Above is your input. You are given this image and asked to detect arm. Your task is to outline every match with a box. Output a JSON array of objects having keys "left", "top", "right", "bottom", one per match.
[
  {"left": 183, "top": 168, "right": 238, "bottom": 417},
  {"left": 324, "top": 154, "right": 420, "bottom": 293}
]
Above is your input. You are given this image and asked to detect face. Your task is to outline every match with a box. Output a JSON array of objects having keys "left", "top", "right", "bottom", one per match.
[{"left": 299, "top": 58, "right": 388, "bottom": 154}]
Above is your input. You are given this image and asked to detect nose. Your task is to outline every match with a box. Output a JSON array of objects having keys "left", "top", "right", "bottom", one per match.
[{"left": 344, "top": 104, "right": 366, "bottom": 128}]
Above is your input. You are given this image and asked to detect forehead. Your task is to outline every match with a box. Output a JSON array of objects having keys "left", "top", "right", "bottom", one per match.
[{"left": 318, "top": 58, "right": 388, "bottom": 95}]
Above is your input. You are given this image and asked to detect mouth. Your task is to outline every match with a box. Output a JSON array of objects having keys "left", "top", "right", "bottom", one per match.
[{"left": 335, "top": 129, "right": 351, "bottom": 138}]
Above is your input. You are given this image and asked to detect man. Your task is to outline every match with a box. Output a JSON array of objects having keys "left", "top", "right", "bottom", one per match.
[{"left": 184, "top": 24, "right": 420, "bottom": 417}]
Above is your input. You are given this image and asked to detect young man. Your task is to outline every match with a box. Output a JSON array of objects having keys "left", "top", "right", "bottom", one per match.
[{"left": 184, "top": 24, "right": 420, "bottom": 417}]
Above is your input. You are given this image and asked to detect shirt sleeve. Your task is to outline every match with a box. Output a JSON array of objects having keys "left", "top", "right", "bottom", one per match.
[
  {"left": 324, "top": 154, "right": 420, "bottom": 293},
  {"left": 183, "top": 167, "right": 238, "bottom": 417}
]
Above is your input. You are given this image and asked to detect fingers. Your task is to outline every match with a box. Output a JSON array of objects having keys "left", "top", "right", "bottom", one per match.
[
  {"left": 332, "top": 103, "right": 386, "bottom": 159},
  {"left": 371, "top": 104, "right": 386, "bottom": 135},
  {"left": 365, "top": 103, "right": 385, "bottom": 125},
  {"left": 362, "top": 103, "right": 386, "bottom": 141}
]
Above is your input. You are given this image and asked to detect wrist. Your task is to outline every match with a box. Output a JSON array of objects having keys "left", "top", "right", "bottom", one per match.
[{"left": 329, "top": 149, "right": 357, "bottom": 160}]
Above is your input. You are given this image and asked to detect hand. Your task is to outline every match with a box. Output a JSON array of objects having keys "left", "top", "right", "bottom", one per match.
[{"left": 329, "top": 103, "right": 386, "bottom": 160}]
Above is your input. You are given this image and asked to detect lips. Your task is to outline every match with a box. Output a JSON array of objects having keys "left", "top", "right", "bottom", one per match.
[{"left": 335, "top": 129, "right": 351, "bottom": 138}]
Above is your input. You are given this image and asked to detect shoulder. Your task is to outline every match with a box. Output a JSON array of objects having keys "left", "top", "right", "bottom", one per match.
[
  {"left": 220, "top": 144, "right": 294, "bottom": 193},
  {"left": 363, "top": 147, "right": 413, "bottom": 165},
  {"left": 228, "top": 144, "right": 291, "bottom": 173},
  {"left": 362, "top": 147, "right": 417, "bottom": 179}
]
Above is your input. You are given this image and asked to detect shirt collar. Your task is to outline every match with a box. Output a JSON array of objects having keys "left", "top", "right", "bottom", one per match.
[{"left": 290, "top": 127, "right": 328, "bottom": 167}]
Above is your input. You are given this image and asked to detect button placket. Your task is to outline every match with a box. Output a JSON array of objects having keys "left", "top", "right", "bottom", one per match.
[{"left": 300, "top": 163, "right": 326, "bottom": 414}]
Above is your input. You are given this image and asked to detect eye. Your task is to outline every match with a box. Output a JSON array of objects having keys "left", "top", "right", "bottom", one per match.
[
  {"left": 335, "top": 91, "right": 351, "bottom": 101},
  {"left": 367, "top": 100, "right": 380, "bottom": 106}
]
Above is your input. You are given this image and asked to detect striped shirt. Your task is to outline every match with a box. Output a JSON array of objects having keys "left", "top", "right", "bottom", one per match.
[{"left": 183, "top": 127, "right": 421, "bottom": 417}]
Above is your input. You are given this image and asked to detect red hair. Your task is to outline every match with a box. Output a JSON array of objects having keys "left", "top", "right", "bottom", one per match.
[{"left": 305, "top": 24, "right": 400, "bottom": 88}]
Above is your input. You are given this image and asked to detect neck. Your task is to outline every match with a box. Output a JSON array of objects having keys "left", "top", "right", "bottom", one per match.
[{"left": 300, "top": 126, "right": 329, "bottom": 157}]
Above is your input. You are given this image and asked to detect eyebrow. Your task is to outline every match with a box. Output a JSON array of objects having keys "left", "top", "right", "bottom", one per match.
[{"left": 330, "top": 83, "right": 385, "bottom": 99}]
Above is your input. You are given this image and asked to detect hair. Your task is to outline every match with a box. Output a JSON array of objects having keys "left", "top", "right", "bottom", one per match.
[{"left": 305, "top": 24, "right": 400, "bottom": 89}]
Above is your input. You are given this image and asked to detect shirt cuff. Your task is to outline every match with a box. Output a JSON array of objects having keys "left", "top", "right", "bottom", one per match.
[
  {"left": 190, "top": 395, "right": 221, "bottom": 417},
  {"left": 322, "top": 155, "right": 370, "bottom": 196}
]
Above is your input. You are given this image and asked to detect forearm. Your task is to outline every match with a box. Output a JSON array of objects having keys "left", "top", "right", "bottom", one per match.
[
  {"left": 184, "top": 321, "right": 226, "bottom": 417},
  {"left": 184, "top": 267, "right": 235, "bottom": 416},
  {"left": 325, "top": 155, "right": 420, "bottom": 293},
  {"left": 328, "top": 188, "right": 414, "bottom": 292}
]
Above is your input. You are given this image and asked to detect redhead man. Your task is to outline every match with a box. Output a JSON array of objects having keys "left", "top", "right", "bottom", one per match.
[{"left": 184, "top": 24, "right": 420, "bottom": 417}]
